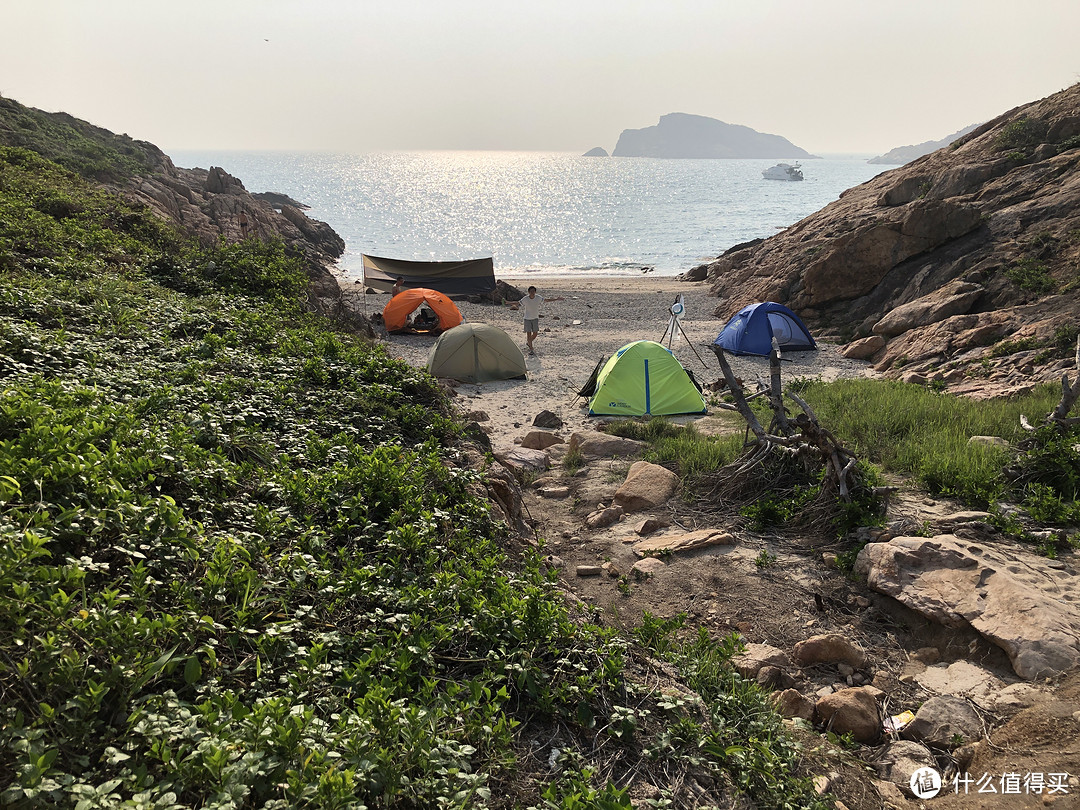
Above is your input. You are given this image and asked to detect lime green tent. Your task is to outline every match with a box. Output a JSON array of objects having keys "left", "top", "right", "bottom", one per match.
[{"left": 587, "top": 340, "right": 706, "bottom": 416}]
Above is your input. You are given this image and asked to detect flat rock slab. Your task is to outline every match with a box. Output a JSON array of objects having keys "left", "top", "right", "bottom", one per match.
[
  {"left": 632, "top": 557, "right": 667, "bottom": 576},
  {"left": 913, "top": 660, "right": 1009, "bottom": 707},
  {"left": 856, "top": 534, "right": 1080, "bottom": 679},
  {"left": 568, "top": 431, "right": 646, "bottom": 459},
  {"left": 632, "top": 529, "right": 734, "bottom": 557},
  {"left": 520, "top": 430, "right": 564, "bottom": 450},
  {"left": 496, "top": 446, "right": 550, "bottom": 476},
  {"left": 538, "top": 486, "right": 571, "bottom": 499}
]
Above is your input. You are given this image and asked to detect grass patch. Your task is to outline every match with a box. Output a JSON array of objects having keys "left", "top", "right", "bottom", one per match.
[
  {"left": 795, "top": 378, "right": 1060, "bottom": 507},
  {"left": 603, "top": 417, "right": 743, "bottom": 486}
]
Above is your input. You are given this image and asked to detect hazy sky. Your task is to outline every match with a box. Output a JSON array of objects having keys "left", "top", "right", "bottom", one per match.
[{"left": 3, "top": 0, "right": 1078, "bottom": 155}]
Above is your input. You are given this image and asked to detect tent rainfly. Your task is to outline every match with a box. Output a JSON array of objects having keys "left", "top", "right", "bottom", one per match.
[
  {"left": 382, "top": 288, "right": 463, "bottom": 333},
  {"left": 427, "top": 323, "right": 527, "bottom": 383},
  {"left": 362, "top": 254, "right": 496, "bottom": 297},
  {"left": 712, "top": 302, "right": 816, "bottom": 357},
  {"left": 586, "top": 341, "right": 706, "bottom": 417}
]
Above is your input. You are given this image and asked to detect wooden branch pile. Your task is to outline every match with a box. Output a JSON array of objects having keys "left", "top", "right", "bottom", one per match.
[
  {"left": 709, "top": 339, "right": 861, "bottom": 502},
  {"left": 1020, "top": 336, "right": 1080, "bottom": 432}
]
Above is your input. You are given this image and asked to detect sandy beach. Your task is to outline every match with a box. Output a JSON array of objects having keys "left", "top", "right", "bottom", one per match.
[{"left": 348, "top": 275, "right": 878, "bottom": 451}]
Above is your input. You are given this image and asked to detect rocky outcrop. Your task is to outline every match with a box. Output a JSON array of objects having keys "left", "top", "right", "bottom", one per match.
[
  {"left": 0, "top": 95, "right": 347, "bottom": 312},
  {"left": 122, "top": 157, "right": 344, "bottom": 308},
  {"left": 612, "top": 113, "right": 815, "bottom": 159},
  {"left": 700, "top": 83, "right": 1080, "bottom": 396},
  {"left": 855, "top": 534, "right": 1080, "bottom": 679}
]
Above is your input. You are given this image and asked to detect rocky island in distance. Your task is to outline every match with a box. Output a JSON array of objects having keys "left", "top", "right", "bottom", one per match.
[{"left": 608, "top": 112, "right": 816, "bottom": 159}]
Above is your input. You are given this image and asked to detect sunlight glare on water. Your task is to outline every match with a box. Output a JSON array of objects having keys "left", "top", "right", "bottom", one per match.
[{"left": 168, "top": 150, "right": 889, "bottom": 278}]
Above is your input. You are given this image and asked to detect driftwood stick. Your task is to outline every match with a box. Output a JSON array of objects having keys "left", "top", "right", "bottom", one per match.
[
  {"left": 1049, "top": 336, "right": 1080, "bottom": 425},
  {"left": 785, "top": 389, "right": 820, "bottom": 424},
  {"left": 713, "top": 347, "right": 766, "bottom": 439},
  {"left": 829, "top": 449, "right": 850, "bottom": 499},
  {"left": 769, "top": 339, "right": 792, "bottom": 436}
]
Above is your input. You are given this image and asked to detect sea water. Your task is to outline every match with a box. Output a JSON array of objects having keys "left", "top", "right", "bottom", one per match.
[{"left": 167, "top": 150, "right": 889, "bottom": 280}]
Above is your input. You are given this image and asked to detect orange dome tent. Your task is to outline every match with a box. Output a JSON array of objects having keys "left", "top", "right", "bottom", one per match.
[{"left": 382, "top": 288, "right": 464, "bottom": 334}]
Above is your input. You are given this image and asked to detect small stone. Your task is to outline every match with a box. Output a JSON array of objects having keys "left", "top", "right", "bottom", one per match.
[
  {"left": 632, "top": 557, "right": 666, "bottom": 576},
  {"left": 837, "top": 663, "right": 855, "bottom": 677},
  {"left": 635, "top": 518, "right": 667, "bottom": 536},
  {"left": 538, "top": 486, "right": 571, "bottom": 499},
  {"left": 576, "top": 565, "right": 603, "bottom": 577}
]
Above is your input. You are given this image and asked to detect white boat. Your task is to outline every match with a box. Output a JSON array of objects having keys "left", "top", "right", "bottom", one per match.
[{"left": 762, "top": 162, "right": 804, "bottom": 181}]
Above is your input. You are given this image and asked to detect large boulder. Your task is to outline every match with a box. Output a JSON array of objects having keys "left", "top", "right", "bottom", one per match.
[
  {"left": 856, "top": 535, "right": 1080, "bottom": 679},
  {"left": 871, "top": 280, "right": 984, "bottom": 338},
  {"left": 613, "top": 461, "right": 679, "bottom": 512}
]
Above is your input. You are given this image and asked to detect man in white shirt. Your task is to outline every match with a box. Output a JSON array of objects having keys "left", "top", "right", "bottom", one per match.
[{"left": 515, "top": 286, "right": 564, "bottom": 355}]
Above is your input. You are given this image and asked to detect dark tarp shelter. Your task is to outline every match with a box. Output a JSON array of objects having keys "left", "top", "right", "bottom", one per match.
[{"left": 362, "top": 255, "right": 496, "bottom": 298}]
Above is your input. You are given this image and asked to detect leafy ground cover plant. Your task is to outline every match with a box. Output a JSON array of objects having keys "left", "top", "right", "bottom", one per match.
[{"left": 1, "top": 142, "right": 832, "bottom": 808}]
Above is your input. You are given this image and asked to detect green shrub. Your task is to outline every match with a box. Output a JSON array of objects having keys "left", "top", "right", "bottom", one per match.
[
  {"left": 1005, "top": 258, "right": 1056, "bottom": 294},
  {"left": 994, "top": 116, "right": 1047, "bottom": 152}
]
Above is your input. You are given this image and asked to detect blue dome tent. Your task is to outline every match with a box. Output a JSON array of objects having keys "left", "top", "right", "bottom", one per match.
[{"left": 713, "top": 302, "right": 817, "bottom": 357}]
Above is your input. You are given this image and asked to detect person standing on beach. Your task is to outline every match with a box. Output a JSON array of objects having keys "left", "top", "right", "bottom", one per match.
[
  {"left": 514, "top": 286, "right": 564, "bottom": 355},
  {"left": 391, "top": 276, "right": 405, "bottom": 296}
]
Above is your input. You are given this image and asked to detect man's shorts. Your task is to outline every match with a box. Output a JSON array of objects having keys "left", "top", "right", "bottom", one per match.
[{"left": 524, "top": 318, "right": 539, "bottom": 333}]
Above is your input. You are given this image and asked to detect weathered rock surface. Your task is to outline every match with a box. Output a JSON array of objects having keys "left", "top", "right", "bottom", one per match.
[
  {"left": 840, "top": 335, "right": 886, "bottom": 360},
  {"left": 793, "top": 634, "right": 867, "bottom": 668},
  {"left": 773, "top": 688, "right": 814, "bottom": 720},
  {"left": 872, "top": 741, "right": 939, "bottom": 796},
  {"left": 613, "top": 461, "right": 679, "bottom": 512},
  {"left": 568, "top": 431, "right": 646, "bottom": 459},
  {"left": 520, "top": 430, "right": 564, "bottom": 451},
  {"left": 585, "top": 505, "right": 624, "bottom": 529},
  {"left": 631, "top": 557, "right": 667, "bottom": 577},
  {"left": 902, "top": 696, "right": 983, "bottom": 750},
  {"left": 733, "top": 643, "right": 793, "bottom": 679},
  {"left": 632, "top": 529, "right": 734, "bottom": 557},
  {"left": 496, "top": 447, "right": 550, "bottom": 478},
  {"left": 532, "top": 410, "right": 564, "bottom": 429},
  {"left": 814, "top": 687, "right": 881, "bottom": 743},
  {"left": 0, "top": 96, "right": 347, "bottom": 313},
  {"left": 856, "top": 535, "right": 1080, "bottom": 679},
  {"left": 698, "top": 83, "right": 1080, "bottom": 396}
]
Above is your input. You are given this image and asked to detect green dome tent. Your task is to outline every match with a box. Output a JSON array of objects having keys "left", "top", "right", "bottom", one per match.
[
  {"left": 427, "top": 323, "right": 527, "bottom": 383},
  {"left": 586, "top": 340, "right": 706, "bottom": 417}
]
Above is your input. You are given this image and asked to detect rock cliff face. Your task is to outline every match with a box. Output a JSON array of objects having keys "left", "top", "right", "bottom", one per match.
[
  {"left": 612, "top": 113, "right": 814, "bottom": 159},
  {"left": 116, "top": 151, "right": 345, "bottom": 308},
  {"left": 0, "top": 96, "right": 345, "bottom": 310},
  {"left": 690, "top": 83, "right": 1080, "bottom": 396}
]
